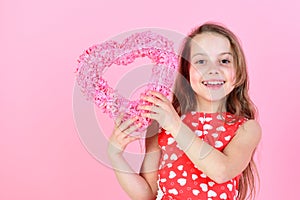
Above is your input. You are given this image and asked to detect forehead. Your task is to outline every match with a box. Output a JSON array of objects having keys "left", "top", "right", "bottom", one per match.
[{"left": 190, "top": 32, "right": 231, "bottom": 55}]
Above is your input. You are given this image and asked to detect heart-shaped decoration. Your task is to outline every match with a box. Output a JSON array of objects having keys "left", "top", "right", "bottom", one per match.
[
  {"left": 200, "top": 173, "right": 207, "bottom": 178},
  {"left": 216, "top": 126, "right": 226, "bottom": 132},
  {"left": 195, "top": 130, "right": 203, "bottom": 136},
  {"left": 220, "top": 192, "right": 227, "bottom": 199},
  {"left": 208, "top": 181, "right": 215, "bottom": 187},
  {"left": 200, "top": 183, "right": 208, "bottom": 192},
  {"left": 160, "top": 178, "right": 167, "bottom": 183},
  {"left": 212, "top": 133, "right": 219, "bottom": 138},
  {"left": 169, "top": 171, "right": 176, "bottom": 179},
  {"left": 76, "top": 31, "right": 178, "bottom": 131},
  {"left": 203, "top": 124, "right": 213, "bottom": 130},
  {"left": 170, "top": 153, "right": 178, "bottom": 161},
  {"left": 177, "top": 178, "right": 187, "bottom": 186},
  {"left": 168, "top": 188, "right": 178, "bottom": 195},
  {"left": 224, "top": 135, "right": 231, "bottom": 141},
  {"left": 192, "top": 122, "right": 198, "bottom": 127},
  {"left": 214, "top": 140, "right": 224, "bottom": 148},
  {"left": 207, "top": 190, "right": 217, "bottom": 197},
  {"left": 192, "top": 174, "right": 198, "bottom": 180},
  {"left": 177, "top": 165, "right": 183, "bottom": 171},
  {"left": 227, "top": 183, "right": 233, "bottom": 191},
  {"left": 167, "top": 137, "right": 175, "bottom": 145},
  {"left": 163, "top": 154, "right": 169, "bottom": 161},
  {"left": 192, "top": 189, "right": 200, "bottom": 196},
  {"left": 167, "top": 163, "right": 173, "bottom": 168}
]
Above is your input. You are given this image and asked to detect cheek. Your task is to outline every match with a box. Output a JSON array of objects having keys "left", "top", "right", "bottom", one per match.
[
  {"left": 225, "top": 69, "right": 236, "bottom": 93},
  {"left": 227, "top": 68, "right": 236, "bottom": 84},
  {"left": 189, "top": 66, "right": 204, "bottom": 82}
]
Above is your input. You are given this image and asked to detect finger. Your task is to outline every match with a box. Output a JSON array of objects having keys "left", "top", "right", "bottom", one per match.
[
  {"left": 116, "top": 123, "right": 141, "bottom": 143},
  {"left": 141, "top": 95, "right": 163, "bottom": 107},
  {"left": 138, "top": 105, "right": 161, "bottom": 113},
  {"left": 141, "top": 112, "right": 158, "bottom": 120},
  {"left": 148, "top": 90, "right": 168, "bottom": 102},
  {"left": 114, "top": 112, "right": 125, "bottom": 127},
  {"left": 118, "top": 116, "right": 139, "bottom": 132},
  {"left": 123, "top": 135, "right": 140, "bottom": 145},
  {"left": 123, "top": 122, "right": 142, "bottom": 135}
]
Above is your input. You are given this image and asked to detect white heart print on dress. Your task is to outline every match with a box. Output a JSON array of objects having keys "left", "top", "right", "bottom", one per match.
[
  {"left": 168, "top": 188, "right": 178, "bottom": 195},
  {"left": 203, "top": 124, "right": 213, "bottom": 130},
  {"left": 192, "top": 122, "right": 198, "bottom": 127},
  {"left": 192, "top": 189, "right": 200, "bottom": 196},
  {"left": 200, "top": 183, "right": 208, "bottom": 192},
  {"left": 227, "top": 183, "right": 233, "bottom": 191},
  {"left": 215, "top": 141, "right": 223, "bottom": 148},
  {"left": 195, "top": 130, "right": 203, "bottom": 136},
  {"left": 224, "top": 135, "right": 231, "bottom": 141},
  {"left": 212, "top": 133, "right": 218, "bottom": 138},
  {"left": 200, "top": 173, "right": 207, "bottom": 178},
  {"left": 220, "top": 192, "right": 227, "bottom": 199},
  {"left": 199, "top": 117, "right": 212, "bottom": 124},
  {"left": 177, "top": 178, "right": 187, "bottom": 186},
  {"left": 170, "top": 153, "right": 178, "bottom": 161},
  {"left": 167, "top": 163, "right": 172, "bottom": 168},
  {"left": 177, "top": 165, "right": 183, "bottom": 170},
  {"left": 167, "top": 137, "right": 175, "bottom": 145},
  {"left": 192, "top": 174, "right": 198, "bottom": 180},
  {"left": 160, "top": 178, "right": 167, "bottom": 183},
  {"left": 208, "top": 190, "right": 217, "bottom": 197},
  {"left": 216, "top": 126, "right": 226, "bottom": 132},
  {"left": 208, "top": 181, "right": 215, "bottom": 187},
  {"left": 169, "top": 171, "right": 176, "bottom": 179},
  {"left": 163, "top": 154, "right": 168, "bottom": 160}
]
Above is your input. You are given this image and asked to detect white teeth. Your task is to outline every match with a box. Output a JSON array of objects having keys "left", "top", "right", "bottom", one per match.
[{"left": 202, "top": 81, "right": 225, "bottom": 86}]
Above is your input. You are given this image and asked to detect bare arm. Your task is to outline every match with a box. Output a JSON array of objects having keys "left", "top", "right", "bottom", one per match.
[
  {"left": 139, "top": 91, "right": 261, "bottom": 184},
  {"left": 140, "top": 121, "right": 161, "bottom": 197},
  {"left": 171, "top": 119, "right": 261, "bottom": 183},
  {"left": 107, "top": 118, "right": 161, "bottom": 200}
]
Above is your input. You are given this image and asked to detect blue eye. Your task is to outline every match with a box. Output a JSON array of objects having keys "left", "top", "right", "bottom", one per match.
[{"left": 195, "top": 60, "right": 206, "bottom": 65}]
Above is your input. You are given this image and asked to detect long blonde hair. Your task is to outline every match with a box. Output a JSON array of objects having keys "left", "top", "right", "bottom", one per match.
[{"left": 172, "top": 22, "right": 259, "bottom": 199}]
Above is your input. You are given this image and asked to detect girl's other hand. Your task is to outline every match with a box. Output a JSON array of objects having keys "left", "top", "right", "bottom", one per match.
[
  {"left": 108, "top": 115, "right": 142, "bottom": 156},
  {"left": 139, "top": 91, "right": 181, "bottom": 134}
]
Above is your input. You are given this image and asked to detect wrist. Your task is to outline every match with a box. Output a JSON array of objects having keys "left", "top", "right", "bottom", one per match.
[
  {"left": 169, "top": 118, "right": 184, "bottom": 137},
  {"left": 172, "top": 122, "right": 197, "bottom": 152},
  {"left": 107, "top": 144, "right": 123, "bottom": 158}
]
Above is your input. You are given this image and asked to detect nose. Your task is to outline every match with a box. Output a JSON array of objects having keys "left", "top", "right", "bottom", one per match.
[{"left": 207, "top": 65, "right": 220, "bottom": 75}]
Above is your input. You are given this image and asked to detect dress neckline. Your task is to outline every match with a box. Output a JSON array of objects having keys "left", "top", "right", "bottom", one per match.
[{"left": 186, "top": 111, "right": 230, "bottom": 116}]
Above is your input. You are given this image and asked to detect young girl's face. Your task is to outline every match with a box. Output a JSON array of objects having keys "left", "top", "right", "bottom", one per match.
[{"left": 189, "top": 32, "right": 236, "bottom": 107}]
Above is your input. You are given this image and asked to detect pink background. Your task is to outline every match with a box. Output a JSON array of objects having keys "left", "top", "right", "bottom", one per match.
[{"left": 1, "top": 0, "right": 300, "bottom": 199}]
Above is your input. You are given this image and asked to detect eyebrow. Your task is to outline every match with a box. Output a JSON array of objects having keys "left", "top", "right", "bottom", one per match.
[{"left": 191, "top": 52, "right": 233, "bottom": 59}]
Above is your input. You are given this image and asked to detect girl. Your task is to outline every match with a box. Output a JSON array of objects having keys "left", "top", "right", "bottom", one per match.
[{"left": 107, "top": 23, "right": 261, "bottom": 200}]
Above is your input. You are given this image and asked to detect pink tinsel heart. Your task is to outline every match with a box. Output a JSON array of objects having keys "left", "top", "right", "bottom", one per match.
[{"left": 76, "top": 31, "right": 178, "bottom": 132}]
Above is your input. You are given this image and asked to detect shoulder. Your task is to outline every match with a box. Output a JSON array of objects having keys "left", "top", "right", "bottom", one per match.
[
  {"left": 223, "top": 119, "right": 261, "bottom": 161},
  {"left": 239, "top": 119, "right": 261, "bottom": 135},
  {"left": 235, "top": 119, "right": 262, "bottom": 146}
]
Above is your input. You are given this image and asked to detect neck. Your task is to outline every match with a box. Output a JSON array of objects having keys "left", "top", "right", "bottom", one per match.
[{"left": 195, "top": 99, "right": 226, "bottom": 113}]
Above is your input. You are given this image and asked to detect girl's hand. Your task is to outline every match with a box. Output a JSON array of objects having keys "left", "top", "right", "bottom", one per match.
[
  {"left": 139, "top": 91, "right": 181, "bottom": 134},
  {"left": 108, "top": 116, "right": 141, "bottom": 156}
]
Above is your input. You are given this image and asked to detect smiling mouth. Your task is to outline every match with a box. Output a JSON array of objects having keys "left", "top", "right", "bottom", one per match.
[{"left": 202, "top": 80, "right": 225, "bottom": 87}]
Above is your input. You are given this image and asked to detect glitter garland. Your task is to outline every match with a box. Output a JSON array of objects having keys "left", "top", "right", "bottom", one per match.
[{"left": 76, "top": 31, "right": 178, "bottom": 132}]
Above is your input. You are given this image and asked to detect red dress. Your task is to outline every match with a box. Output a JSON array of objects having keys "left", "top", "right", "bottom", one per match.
[{"left": 157, "top": 112, "right": 247, "bottom": 200}]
